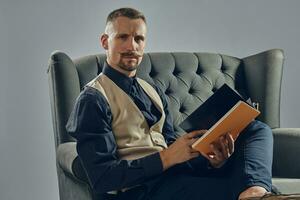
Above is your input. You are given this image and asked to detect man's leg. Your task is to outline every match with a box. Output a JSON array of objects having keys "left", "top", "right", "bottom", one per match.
[
  {"left": 144, "top": 120, "right": 273, "bottom": 200},
  {"left": 226, "top": 120, "right": 273, "bottom": 199},
  {"left": 146, "top": 168, "right": 234, "bottom": 200},
  {"left": 151, "top": 120, "right": 274, "bottom": 200}
]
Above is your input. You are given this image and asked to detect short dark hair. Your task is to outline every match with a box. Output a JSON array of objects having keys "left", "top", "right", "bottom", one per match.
[{"left": 106, "top": 7, "right": 146, "bottom": 24}]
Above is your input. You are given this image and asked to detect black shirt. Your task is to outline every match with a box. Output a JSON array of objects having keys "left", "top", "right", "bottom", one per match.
[{"left": 66, "top": 62, "right": 177, "bottom": 193}]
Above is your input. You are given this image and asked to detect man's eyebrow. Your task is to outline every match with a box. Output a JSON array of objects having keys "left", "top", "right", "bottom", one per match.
[
  {"left": 115, "top": 33, "right": 145, "bottom": 39},
  {"left": 118, "top": 32, "right": 129, "bottom": 35}
]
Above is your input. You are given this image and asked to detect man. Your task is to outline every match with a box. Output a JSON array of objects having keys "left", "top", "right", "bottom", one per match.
[{"left": 66, "top": 7, "right": 274, "bottom": 200}]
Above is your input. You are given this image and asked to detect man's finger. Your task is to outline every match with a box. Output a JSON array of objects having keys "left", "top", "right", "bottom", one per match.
[
  {"left": 189, "top": 143, "right": 198, "bottom": 152},
  {"left": 190, "top": 152, "right": 200, "bottom": 158},
  {"left": 226, "top": 133, "right": 234, "bottom": 154},
  {"left": 210, "top": 144, "right": 223, "bottom": 161},
  {"left": 200, "top": 151, "right": 212, "bottom": 161},
  {"left": 219, "top": 136, "right": 230, "bottom": 159},
  {"left": 186, "top": 129, "right": 207, "bottom": 139},
  {"left": 189, "top": 137, "right": 202, "bottom": 146}
]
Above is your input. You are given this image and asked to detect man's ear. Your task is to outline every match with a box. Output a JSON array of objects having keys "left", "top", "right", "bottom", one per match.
[{"left": 100, "top": 34, "right": 109, "bottom": 50}]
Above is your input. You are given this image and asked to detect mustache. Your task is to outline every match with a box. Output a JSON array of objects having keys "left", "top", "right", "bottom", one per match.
[{"left": 120, "top": 52, "right": 143, "bottom": 57}]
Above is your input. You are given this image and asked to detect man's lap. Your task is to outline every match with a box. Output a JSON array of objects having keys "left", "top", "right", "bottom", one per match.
[{"left": 108, "top": 120, "right": 273, "bottom": 200}]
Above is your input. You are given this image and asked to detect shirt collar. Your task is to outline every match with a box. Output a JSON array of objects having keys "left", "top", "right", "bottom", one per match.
[{"left": 102, "top": 62, "right": 136, "bottom": 93}]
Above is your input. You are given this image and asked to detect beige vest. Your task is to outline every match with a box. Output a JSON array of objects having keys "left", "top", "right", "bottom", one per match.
[{"left": 86, "top": 74, "right": 168, "bottom": 161}]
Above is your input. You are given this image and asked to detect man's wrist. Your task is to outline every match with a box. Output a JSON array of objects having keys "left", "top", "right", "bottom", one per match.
[{"left": 159, "top": 149, "right": 173, "bottom": 171}]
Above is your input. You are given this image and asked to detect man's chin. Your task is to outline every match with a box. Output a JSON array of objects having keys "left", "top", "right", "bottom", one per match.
[{"left": 118, "top": 64, "right": 138, "bottom": 72}]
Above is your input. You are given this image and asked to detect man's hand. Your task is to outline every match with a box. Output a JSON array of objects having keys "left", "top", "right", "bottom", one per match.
[
  {"left": 159, "top": 130, "right": 206, "bottom": 170},
  {"left": 200, "top": 133, "right": 235, "bottom": 168}
]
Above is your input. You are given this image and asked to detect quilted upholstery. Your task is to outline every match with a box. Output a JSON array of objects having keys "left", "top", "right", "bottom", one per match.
[{"left": 136, "top": 53, "right": 247, "bottom": 134}]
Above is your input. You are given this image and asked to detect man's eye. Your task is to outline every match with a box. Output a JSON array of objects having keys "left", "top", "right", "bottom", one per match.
[
  {"left": 135, "top": 37, "right": 144, "bottom": 43},
  {"left": 118, "top": 35, "right": 127, "bottom": 40}
]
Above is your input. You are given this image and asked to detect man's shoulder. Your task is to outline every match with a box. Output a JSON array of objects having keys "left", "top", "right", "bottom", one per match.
[{"left": 77, "top": 86, "right": 107, "bottom": 104}]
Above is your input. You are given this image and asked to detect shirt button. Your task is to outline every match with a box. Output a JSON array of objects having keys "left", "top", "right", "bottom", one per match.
[{"left": 154, "top": 139, "right": 159, "bottom": 143}]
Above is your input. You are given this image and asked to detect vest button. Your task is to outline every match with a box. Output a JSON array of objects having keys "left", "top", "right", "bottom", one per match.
[{"left": 154, "top": 139, "right": 159, "bottom": 144}]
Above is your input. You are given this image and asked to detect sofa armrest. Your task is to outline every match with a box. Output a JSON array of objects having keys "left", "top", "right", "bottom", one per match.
[
  {"left": 272, "top": 128, "right": 300, "bottom": 178},
  {"left": 242, "top": 49, "right": 284, "bottom": 129},
  {"left": 57, "top": 142, "right": 89, "bottom": 183}
]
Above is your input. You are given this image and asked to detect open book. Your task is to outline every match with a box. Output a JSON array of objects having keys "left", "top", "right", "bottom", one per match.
[{"left": 179, "top": 84, "right": 260, "bottom": 155}]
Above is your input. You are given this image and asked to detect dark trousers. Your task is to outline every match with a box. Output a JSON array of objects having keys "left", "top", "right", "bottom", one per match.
[{"left": 104, "top": 120, "right": 273, "bottom": 200}]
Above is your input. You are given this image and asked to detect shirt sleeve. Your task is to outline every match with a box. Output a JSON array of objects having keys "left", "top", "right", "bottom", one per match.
[{"left": 65, "top": 87, "right": 163, "bottom": 194}]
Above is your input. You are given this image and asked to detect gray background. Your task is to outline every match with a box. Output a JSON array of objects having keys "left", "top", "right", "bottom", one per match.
[{"left": 1, "top": 0, "right": 299, "bottom": 199}]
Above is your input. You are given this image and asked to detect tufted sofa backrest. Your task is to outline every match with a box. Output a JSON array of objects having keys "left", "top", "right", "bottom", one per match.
[{"left": 48, "top": 50, "right": 284, "bottom": 147}]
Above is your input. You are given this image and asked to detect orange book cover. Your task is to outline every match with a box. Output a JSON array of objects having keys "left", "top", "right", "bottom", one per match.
[{"left": 191, "top": 101, "right": 260, "bottom": 155}]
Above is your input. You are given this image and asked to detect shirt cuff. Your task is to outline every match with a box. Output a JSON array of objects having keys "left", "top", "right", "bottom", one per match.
[{"left": 140, "top": 152, "right": 163, "bottom": 178}]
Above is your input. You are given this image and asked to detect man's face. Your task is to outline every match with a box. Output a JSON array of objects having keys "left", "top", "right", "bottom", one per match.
[{"left": 101, "top": 16, "right": 147, "bottom": 74}]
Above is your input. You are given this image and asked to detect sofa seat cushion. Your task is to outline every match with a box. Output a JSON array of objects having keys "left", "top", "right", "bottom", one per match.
[{"left": 272, "top": 178, "right": 300, "bottom": 194}]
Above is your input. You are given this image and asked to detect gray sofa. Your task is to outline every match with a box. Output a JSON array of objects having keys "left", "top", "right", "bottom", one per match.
[{"left": 47, "top": 49, "right": 300, "bottom": 200}]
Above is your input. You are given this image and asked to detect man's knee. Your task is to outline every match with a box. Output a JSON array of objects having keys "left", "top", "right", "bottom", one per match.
[{"left": 245, "top": 120, "right": 273, "bottom": 143}]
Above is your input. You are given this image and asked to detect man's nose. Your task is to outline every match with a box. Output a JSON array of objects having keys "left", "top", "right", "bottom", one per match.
[{"left": 125, "top": 37, "right": 137, "bottom": 51}]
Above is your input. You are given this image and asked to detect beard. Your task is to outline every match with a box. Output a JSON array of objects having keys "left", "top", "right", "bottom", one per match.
[
  {"left": 118, "top": 57, "right": 139, "bottom": 72},
  {"left": 117, "top": 52, "right": 142, "bottom": 72}
]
